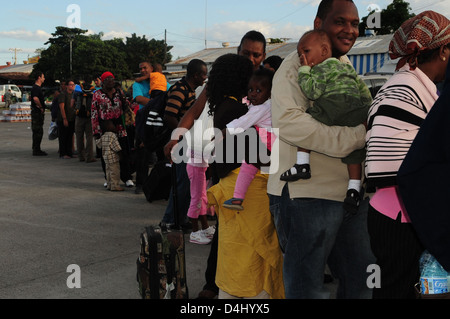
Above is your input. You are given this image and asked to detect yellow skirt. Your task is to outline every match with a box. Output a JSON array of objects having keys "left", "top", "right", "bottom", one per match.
[{"left": 207, "top": 169, "right": 285, "bottom": 299}]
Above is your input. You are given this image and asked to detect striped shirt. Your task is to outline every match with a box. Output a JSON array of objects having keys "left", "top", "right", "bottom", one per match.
[
  {"left": 164, "top": 77, "right": 196, "bottom": 120},
  {"left": 365, "top": 65, "right": 439, "bottom": 189}
]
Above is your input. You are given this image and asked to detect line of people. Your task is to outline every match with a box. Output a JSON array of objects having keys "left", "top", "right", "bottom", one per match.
[
  {"left": 163, "top": 1, "right": 450, "bottom": 300},
  {"left": 28, "top": 0, "right": 450, "bottom": 299}
]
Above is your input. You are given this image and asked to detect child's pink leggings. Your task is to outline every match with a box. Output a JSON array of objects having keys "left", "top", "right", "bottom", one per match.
[
  {"left": 233, "top": 162, "right": 259, "bottom": 200},
  {"left": 186, "top": 164, "right": 208, "bottom": 219},
  {"left": 233, "top": 127, "right": 274, "bottom": 200}
]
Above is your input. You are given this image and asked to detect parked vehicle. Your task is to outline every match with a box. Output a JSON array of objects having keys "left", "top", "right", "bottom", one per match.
[
  {"left": 361, "top": 73, "right": 392, "bottom": 98},
  {"left": 0, "top": 84, "right": 23, "bottom": 107}
]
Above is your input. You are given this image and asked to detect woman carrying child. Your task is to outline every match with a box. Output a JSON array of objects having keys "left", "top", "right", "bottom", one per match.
[{"left": 206, "top": 53, "right": 284, "bottom": 299}]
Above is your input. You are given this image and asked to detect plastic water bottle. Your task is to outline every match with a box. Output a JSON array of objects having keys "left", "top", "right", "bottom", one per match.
[{"left": 420, "top": 251, "right": 449, "bottom": 294}]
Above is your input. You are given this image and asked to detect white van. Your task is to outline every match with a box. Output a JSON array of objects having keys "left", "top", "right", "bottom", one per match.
[{"left": 0, "top": 84, "right": 23, "bottom": 107}]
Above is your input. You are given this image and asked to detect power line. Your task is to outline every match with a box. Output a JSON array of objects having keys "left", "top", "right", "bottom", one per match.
[
  {"left": 166, "top": 31, "right": 239, "bottom": 47},
  {"left": 268, "top": 1, "right": 314, "bottom": 26},
  {"left": 163, "top": 1, "right": 315, "bottom": 50}
]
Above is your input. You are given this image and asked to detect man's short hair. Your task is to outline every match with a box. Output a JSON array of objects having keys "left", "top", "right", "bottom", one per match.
[
  {"left": 238, "top": 30, "right": 267, "bottom": 53},
  {"left": 317, "top": 0, "right": 355, "bottom": 20},
  {"left": 186, "top": 59, "right": 207, "bottom": 78},
  {"left": 34, "top": 71, "right": 44, "bottom": 81}
]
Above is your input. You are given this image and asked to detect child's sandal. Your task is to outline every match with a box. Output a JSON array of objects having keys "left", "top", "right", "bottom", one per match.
[
  {"left": 280, "top": 164, "right": 311, "bottom": 182},
  {"left": 223, "top": 198, "right": 244, "bottom": 211}
]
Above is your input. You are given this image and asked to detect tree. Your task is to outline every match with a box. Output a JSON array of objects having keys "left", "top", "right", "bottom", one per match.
[
  {"left": 32, "top": 27, "right": 89, "bottom": 82},
  {"left": 359, "top": 0, "right": 415, "bottom": 36},
  {"left": 32, "top": 27, "right": 173, "bottom": 84},
  {"left": 123, "top": 33, "right": 173, "bottom": 74},
  {"left": 73, "top": 36, "right": 129, "bottom": 80}
]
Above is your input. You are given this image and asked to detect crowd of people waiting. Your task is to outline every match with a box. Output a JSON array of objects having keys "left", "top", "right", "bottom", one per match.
[{"left": 28, "top": 0, "right": 450, "bottom": 299}]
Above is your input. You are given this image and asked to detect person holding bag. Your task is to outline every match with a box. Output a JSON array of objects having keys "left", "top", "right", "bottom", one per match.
[
  {"left": 397, "top": 53, "right": 450, "bottom": 274},
  {"left": 206, "top": 53, "right": 284, "bottom": 299},
  {"left": 365, "top": 11, "right": 450, "bottom": 299}
]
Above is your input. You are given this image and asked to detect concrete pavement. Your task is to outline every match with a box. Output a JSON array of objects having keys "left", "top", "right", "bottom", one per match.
[
  {"left": 0, "top": 115, "right": 212, "bottom": 299},
  {"left": 0, "top": 115, "right": 338, "bottom": 300}
]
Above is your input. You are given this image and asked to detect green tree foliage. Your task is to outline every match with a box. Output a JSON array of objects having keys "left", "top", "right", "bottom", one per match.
[
  {"left": 32, "top": 26, "right": 172, "bottom": 83},
  {"left": 124, "top": 34, "right": 173, "bottom": 75},
  {"left": 359, "top": 0, "right": 415, "bottom": 36}
]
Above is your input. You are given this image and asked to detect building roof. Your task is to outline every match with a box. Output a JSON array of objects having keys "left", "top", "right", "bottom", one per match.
[
  {"left": 0, "top": 63, "right": 35, "bottom": 74},
  {"left": 348, "top": 34, "right": 393, "bottom": 55},
  {"left": 0, "top": 63, "right": 36, "bottom": 81},
  {"left": 166, "top": 34, "right": 394, "bottom": 69},
  {"left": 166, "top": 42, "right": 294, "bottom": 69}
]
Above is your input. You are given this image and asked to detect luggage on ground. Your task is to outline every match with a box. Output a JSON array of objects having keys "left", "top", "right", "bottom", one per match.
[
  {"left": 142, "top": 160, "right": 172, "bottom": 203},
  {"left": 137, "top": 164, "right": 189, "bottom": 299}
]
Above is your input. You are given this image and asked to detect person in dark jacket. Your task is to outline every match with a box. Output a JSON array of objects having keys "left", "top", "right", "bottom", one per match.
[{"left": 398, "top": 56, "right": 450, "bottom": 272}]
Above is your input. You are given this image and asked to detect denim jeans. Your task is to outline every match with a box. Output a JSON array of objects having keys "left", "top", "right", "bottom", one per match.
[{"left": 269, "top": 185, "right": 375, "bottom": 299}]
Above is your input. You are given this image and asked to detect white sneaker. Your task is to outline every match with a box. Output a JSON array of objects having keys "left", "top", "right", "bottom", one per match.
[
  {"left": 104, "top": 182, "right": 108, "bottom": 188},
  {"left": 202, "top": 226, "right": 216, "bottom": 239},
  {"left": 190, "top": 230, "right": 211, "bottom": 245},
  {"left": 126, "top": 180, "right": 135, "bottom": 187}
]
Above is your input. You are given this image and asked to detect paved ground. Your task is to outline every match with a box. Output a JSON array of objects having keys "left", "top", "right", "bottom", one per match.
[
  {"left": 0, "top": 114, "right": 338, "bottom": 300},
  {"left": 0, "top": 115, "right": 212, "bottom": 299}
]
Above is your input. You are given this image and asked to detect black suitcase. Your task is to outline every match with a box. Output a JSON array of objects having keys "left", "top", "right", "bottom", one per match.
[
  {"left": 142, "top": 160, "right": 172, "bottom": 203},
  {"left": 137, "top": 164, "right": 189, "bottom": 299}
]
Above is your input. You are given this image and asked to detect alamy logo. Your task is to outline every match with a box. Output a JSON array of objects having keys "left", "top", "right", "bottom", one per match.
[
  {"left": 67, "top": 264, "right": 82, "bottom": 289},
  {"left": 66, "top": 4, "right": 81, "bottom": 28},
  {"left": 367, "top": 11, "right": 381, "bottom": 29},
  {"left": 170, "top": 121, "right": 280, "bottom": 174},
  {"left": 366, "top": 4, "right": 382, "bottom": 29},
  {"left": 367, "top": 264, "right": 381, "bottom": 289}
]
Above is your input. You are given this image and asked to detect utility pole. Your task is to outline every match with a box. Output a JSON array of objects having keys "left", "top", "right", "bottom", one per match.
[
  {"left": 67, "top": 34, "right": 75, "bottom": 76},
  {"left": 9, "top": 48, "right": 22, "bottom": 65},
  {"left": 163, "top": 29, "right": 167, "bottom": 65},
  {"left": 205, "top": 0, "right": 208, "bottom": 49}
]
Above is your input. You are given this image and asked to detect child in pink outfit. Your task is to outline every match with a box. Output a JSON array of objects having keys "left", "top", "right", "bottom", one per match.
[
  {"left": 186, "top": 92, "right": 216, "bottom": 245},
  {"left": 223, "top": 68, "right": 274, "bottom": 211},
  {"left": 187, "top": 160, "right": 215, "bottom": 244}
]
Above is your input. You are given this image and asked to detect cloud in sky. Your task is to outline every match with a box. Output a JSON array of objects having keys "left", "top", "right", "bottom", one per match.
[
  {"left": 102, "top": 31, "right": 133, "bottom": 41},
  {"left": 1, "top": 1, "right": 448, "bottom": 65},
  {"left": 0, "top": 29, "right": 51, "bottom": 42},
  {"left": 183, "top": 20, "right": 311, "bottom": 50},
  {"left": 408, "top": 0, "right": 450, "bottom": 16}
]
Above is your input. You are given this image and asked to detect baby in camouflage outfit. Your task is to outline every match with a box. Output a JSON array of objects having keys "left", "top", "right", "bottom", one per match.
[{"left": 280, "top": 30, "right": 373, "bottom": 214}]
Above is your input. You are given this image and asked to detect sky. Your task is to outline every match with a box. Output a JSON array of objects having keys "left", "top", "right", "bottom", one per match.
[{"left": 0, "top": 0, "right": 449, "bottom": 67}]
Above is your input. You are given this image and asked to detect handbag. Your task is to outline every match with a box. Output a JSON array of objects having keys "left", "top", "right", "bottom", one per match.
[{"left": 48, "top": 121, "right": 58, "bottom": 140}]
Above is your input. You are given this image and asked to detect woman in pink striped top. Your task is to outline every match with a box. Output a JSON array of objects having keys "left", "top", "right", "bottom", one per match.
[{"left": 365, "top": 11, "right": 450, "bottom": 299}]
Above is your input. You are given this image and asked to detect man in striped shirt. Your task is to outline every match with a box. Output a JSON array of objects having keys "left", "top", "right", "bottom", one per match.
[
  {"left": 164, "top": 59, "right": 208, "bottom": 130},
  {"left": 161, "top": 59, "right": 208, "bottom": 228}
]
